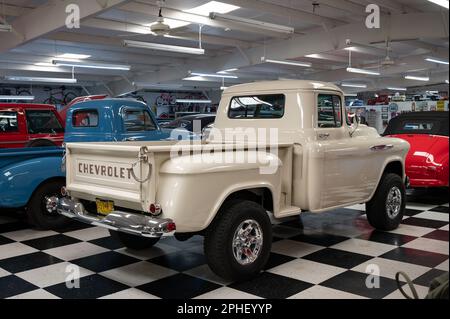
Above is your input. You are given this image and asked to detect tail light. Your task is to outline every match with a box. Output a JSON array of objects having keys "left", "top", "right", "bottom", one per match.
[{"left": 149, "top": 203, "right": 162, "bottom": 216}]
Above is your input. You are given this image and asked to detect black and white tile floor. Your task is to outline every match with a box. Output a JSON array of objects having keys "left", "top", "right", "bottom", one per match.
[{"left": 0, "top": 189, "right": 448, "bottom": 299}]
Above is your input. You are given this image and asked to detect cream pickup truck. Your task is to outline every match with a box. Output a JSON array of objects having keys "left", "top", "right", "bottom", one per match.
[{"left": 57, "top": 80, "right": 410, "bottom": 280}]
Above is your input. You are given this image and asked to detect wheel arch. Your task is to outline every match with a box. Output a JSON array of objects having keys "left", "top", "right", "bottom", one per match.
[
  {"left": 27, "top": 176, "right": 66, "bottom": 206},
  {"left": 367, "top": 159, "right": 405, "bottom": 202},
  {"left": 204, "top": 186, "right": 274, "bottom": 233}
]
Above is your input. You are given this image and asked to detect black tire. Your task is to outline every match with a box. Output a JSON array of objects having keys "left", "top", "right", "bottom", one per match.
[
  {"left": 27, "top": 180, "right": 71, "bottom": 230},
  {"left": 26, "top": 139, "right": 56, "bottom": 147},
  {"left": 109, "top": 230, "right": 159, "bottom": 250},
  {"left": 366, "top": 173, "right": 406, "bottom": 231},
  {"left": 204, "top": 200, "right": 272, "bottom": 281}
]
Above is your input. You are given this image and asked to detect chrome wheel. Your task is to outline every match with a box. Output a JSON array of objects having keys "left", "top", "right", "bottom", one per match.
[
  {"left": 386, "top": 186, "right": 402, "bottom": 219},
  {"left": 232, "top": 219, "right": 263, "bottom": 265},
  {"left": 44, "top": 196, "right": 59, "bottom": 214}
]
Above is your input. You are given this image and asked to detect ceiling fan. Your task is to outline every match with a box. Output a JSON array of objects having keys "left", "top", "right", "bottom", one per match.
[
  {"left": 118, "top": 1, "right": 173, "bottom": 38},
  {"left": 365, "top": 39, "right": 398, "bottom": 69}
]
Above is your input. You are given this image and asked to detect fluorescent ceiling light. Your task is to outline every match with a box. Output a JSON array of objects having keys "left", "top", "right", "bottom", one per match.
[
  {"left": 0, "top": 24, "right": 12, "bottom": 32},
  {"left": 347, "top": 67, "right": 380, "bottom": 76},
  {"left": 0, "top": 95, "right": 35, "bottom": 101},
  {"left": 176, "top": 99, "right": 212, "bottom": 104},
  {"left": 133, "top": 82, "right": 183, "bottom": 89},
  {"left": 186, "top": 1, "right": 240, "bottom": 16},
  {"left": 5, "top": 76, "right": 77, "bottom": 84},
  {"left": 123, "top": 40, "right": 205, "bottom": 55},
  {"left": 34, "top": 62, "right": 56, "bottom": 67},
  {"left": 305, "top": 54, "right": 322, "bottom": 59},
  {"left": 220, "top": 86, "right": 229, "bottom": 90},
  {"left": 217, "top": 68, "right": 238, "bottom": 74},
  {"left": 427, "top": 0, "right": 449, "bottom": 9},
  {"left": 341, "top": 83, "right": 367, "bottom": 88},
  {"left": 262, "top": 57, "right": 311, "bottom": 67},
  {"left": 209, "top": 12, "right": 294, "bottom": 34},
  {"left": 147, "top": 18, "right": 190, "bottom": 30},
  {"left": 53, "top": 59, "right": 130, "bottom": 71},
  {"left": 56, "top": 53, "right": 91, "bottom": 59},
  {"left": 425, "top": 58, "right": 449, "bottom": 65},
  {"left": 191, "top": 72, "right": 238, "bottom": 79},
  {"left": 387, "top": 87, "right": 407, "bottom": 91},
  {"left": 405, "top": 75, "right": 430, "bottom": 81}
]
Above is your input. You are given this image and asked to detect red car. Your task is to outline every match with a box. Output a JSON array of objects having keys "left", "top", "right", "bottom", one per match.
[
  {"left": 0, "top": 103, "right": 65, "bottom": 148},
  {"left": 368, "top": 94, "right": 390, "bottom": 105},
  {"left": 384, "top": 112, "right": 449, "bottom": 188}
]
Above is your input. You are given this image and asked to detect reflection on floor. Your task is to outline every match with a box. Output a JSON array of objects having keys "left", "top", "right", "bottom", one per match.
[{"left": 0, "top": 189, "right": 448, "bottom": 299}]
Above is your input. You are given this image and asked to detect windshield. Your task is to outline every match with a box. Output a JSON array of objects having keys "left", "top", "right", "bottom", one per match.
[{"left": 26, "top": 110, "right": 64, "bottom": 134}]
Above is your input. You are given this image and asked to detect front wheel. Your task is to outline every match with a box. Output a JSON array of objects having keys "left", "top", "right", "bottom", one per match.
[
  {"left": 366, "top": 173, "right": 406, "bottom": 231},
  {"left": 109, "top": 230, "right": 159, "bottom": 250},
  {"left": 204, "top": 200, "right": 272, "bottom": 281}
]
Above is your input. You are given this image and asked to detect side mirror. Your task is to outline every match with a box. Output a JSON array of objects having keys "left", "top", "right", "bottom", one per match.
[{"left": 349, "top": 113, "right": 360, "bottom": 137}]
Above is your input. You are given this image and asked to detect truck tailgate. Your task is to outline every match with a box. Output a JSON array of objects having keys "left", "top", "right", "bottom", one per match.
[{"left": 66, "top": 143, "right": 155, "bottom": 211}]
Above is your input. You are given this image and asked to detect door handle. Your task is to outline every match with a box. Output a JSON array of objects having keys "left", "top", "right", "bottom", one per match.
[
  {"left": 370, "top": 144, "right": 394, "bottom": 151},
  {"left": 318, "top": 133, "right": 330, "bottom": 139}
]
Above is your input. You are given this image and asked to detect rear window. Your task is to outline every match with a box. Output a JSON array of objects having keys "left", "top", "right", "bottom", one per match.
[
  {"left": 72, "top": 110, "right": 99, "bottom": 127},
  {"left": 123, "top": 110, "right": 157, "bottom": 132},
  {"left": 228, "top": 94, "right": 285, "bottom": 119},
  {"left": 403, "top": 122, "right": 434, "bottom": 131},
  {"left": 26, "top": 110, "right": 64, "bottom": 134},
  {"left": 0, "top": 111, "right": 18, "bottom": 133},
  {"left": 384, "top": 117, "right": 448, "bottom": 136}
]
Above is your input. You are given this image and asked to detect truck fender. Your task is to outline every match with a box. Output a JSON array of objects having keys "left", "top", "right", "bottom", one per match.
[
  {"left": 0, "top": 156, "right": 65, "bottom": 208},
  {"left": 204, "top": 183, "right": 277, "bottom": 231},
  {"left": 367, "top": 156, "right": 405, "bottom": 202}
]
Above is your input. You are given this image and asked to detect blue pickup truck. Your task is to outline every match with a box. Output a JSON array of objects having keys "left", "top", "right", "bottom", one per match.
[{"left": 0, "top": 98, "right": 169, "bottom": 229}]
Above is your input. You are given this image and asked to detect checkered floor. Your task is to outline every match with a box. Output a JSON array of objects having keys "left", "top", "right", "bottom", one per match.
[{"left": 0, "top": 189, "right": 448, "bottom": 299}]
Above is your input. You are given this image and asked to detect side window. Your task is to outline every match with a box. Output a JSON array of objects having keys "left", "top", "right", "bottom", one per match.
[
  {"left": 26, "top": 110, "right": 64, "bottom": 134},
  {"left": 229, "top": 94, "right": 285, "bottom": 119},
  {"left": 123, "top": 110, "right": 156, "bottom": 132},
  {"left": 317, "top": 94, "right": 342, "bottom": 128},
  {"left": 0, "top": 111, "right": 18, "bottom": 133},
  {"left": 72, "top": 110, "right": 99, "bottom": 127}
]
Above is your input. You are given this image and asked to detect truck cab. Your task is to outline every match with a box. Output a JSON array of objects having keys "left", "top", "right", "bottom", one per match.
[
  {"left": 64, "top": 99, "right": 169, "bottom": 143},
  {"left": 0, "top": 103, "right": 64, "bottom": 148}
]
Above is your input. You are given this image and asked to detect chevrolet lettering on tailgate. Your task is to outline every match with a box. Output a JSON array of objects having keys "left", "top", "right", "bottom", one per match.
[{"left": 77, "top": 160, "right": 134, "bottom": 181}]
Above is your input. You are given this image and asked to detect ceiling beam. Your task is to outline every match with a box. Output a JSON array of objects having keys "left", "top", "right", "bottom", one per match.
[
  {"left": 210, "top": 0, "right": 344, "bottom": 26},
  {"left": 118, "top": 1, "right": 299, "bottom": 37},
  {"left": 106, "top": 12, "right": 449, "bottom": 95},
  {"left": 81, "top": 18, "right": 254, "bottom": 48},
  {"left": 348, "top": 0, "right": 416, "bottom": 14},
  {"left": 0, "top": 0, "right": 132, "bottom": 53}
]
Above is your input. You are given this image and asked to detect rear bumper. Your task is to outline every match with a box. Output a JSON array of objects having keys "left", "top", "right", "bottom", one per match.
[{"left": 57, "top": 197, "right": 175, "bottom": 238}]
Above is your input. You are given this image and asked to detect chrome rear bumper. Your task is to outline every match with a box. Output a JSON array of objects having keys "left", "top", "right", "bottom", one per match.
[{"left": 57, "top": 197, "right": 175, "bottom": 238}]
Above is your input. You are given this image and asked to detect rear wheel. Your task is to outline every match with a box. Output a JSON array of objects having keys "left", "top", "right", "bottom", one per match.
[
  {"left": 109, "top": 230, "right": 160, "bottom": 250},
  {"left": 27, "top": 180, "right": 71, "bottom": 230},
  {"left": 204, "top": 200, "right": 272, "bottom": 281},
  {"left": 366, "top": 173, "right": 406, "bottom": 230}
]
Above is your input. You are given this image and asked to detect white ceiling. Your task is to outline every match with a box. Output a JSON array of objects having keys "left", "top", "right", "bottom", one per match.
[{"left": 0, "top": 0, "right": 448, "bottom": 95}]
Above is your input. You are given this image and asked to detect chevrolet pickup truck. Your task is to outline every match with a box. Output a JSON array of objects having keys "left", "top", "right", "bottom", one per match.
[{"left": 57, "top": 80, "right": 410, "bottom": 280}]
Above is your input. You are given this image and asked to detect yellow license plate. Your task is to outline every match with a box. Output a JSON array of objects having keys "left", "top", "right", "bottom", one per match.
[{"left": 96, "top": 199, "right": 114, "bottom": 216}]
